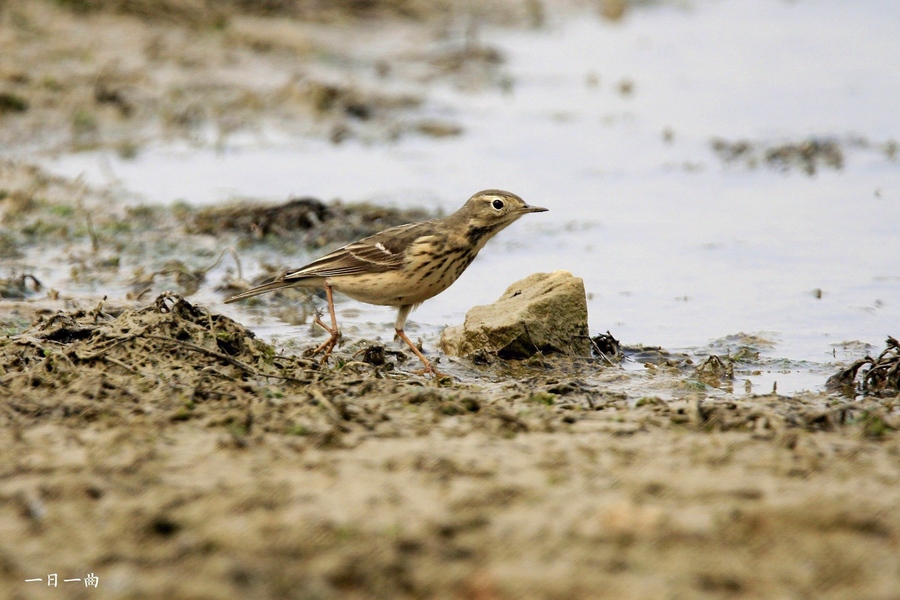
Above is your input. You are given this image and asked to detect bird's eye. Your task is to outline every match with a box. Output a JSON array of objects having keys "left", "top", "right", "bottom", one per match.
[{"left": 491, "top": 199, "right": 504, "bottom": 210}]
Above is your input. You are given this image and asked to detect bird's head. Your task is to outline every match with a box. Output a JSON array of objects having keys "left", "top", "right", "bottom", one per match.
[{"left": 460, "top": 189, "right": 548, "bottom": 237}]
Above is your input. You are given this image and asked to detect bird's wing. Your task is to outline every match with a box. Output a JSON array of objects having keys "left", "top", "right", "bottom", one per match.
[{"left": 283, "top": 221, "right": 437, "bottom": 280}]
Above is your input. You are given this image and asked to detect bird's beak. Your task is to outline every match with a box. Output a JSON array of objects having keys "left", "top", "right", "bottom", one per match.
[{"left": 520, "top": 203, "right": 548, "bottom": 213}]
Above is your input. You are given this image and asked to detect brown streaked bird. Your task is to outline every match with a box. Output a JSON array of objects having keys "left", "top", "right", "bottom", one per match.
[{"left": 225, "top": 189, "right": 547, "bottom": 376}]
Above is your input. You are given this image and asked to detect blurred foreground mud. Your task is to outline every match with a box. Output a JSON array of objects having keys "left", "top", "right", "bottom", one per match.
[{"left": 2, "top": 292, "right": 899, "bottom": 599}]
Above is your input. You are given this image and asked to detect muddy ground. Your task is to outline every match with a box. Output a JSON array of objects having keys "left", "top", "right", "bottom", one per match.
[{"left": 1, "top": 2, "right": 900, "bottom": 599}]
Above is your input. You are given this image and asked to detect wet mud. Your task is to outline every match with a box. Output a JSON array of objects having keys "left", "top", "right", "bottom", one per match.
[
  {"left": 2, "top": 289, "right": 899, "bottom": 599},
  {"left": 1, "top": 2, "right": 900, "bottom": 599}
]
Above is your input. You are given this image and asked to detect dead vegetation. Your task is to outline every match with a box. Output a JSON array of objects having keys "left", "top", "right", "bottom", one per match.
[
  {"left": 191, "top": 196, "right": 433, "bottom": 249},
  {"left": 0, "top": 293, "right": 566, "bottom": 441},
  {"left": 827, "top": 336, "right": 900, "bottom": 397},
  {"left": 46, "top": 0, "right": 529, "bottom": 25},
  {"left": 710, "top": 135, "right": 900, "bottom": 174},
  {"left": 3, "top": 291, "right": 896, "bottom": 441},
  {"left": 711, "top": 137, "right": 844, "bottom": 175},
  {"left": 0, "top": 293, "right": 318, "bottom": 426}
]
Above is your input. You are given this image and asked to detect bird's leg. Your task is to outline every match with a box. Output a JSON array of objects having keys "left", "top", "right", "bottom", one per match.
[
  {"left": 395, "top": 328, "right": 447, "bottom": 378},
  {"left": 392, "top": 304, "right": 446, "bottom": 378},
  {"left": 311, "top": 283, "right": 340, "bottom": 362}
]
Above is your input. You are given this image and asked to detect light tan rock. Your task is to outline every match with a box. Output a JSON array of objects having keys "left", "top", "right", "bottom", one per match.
[{"left": 440, "top": 271, "right": 591, "bottom": 359}]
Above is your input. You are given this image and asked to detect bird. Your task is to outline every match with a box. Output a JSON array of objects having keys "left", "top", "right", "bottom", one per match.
[{"left": 225, "top": 189, "right": 547, "bottom": 376}]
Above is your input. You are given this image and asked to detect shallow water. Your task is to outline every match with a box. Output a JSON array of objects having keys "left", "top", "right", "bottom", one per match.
[{"left": 41, "top": 0, "right": 900, "bottom": 394}]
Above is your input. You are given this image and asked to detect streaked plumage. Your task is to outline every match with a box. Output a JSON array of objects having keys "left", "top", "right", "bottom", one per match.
[{"left": 226, "top": 189, "right": 547, "bottom": 376}]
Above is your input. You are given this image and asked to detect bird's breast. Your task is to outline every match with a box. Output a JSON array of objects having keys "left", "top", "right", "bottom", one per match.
[{"left": 328, "top": 241, "right": 478, "bottom": 307}]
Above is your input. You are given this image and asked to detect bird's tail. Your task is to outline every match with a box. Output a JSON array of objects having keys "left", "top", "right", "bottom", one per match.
[{"left": 224, "top": 279, "right": 293, "bottom": 304}]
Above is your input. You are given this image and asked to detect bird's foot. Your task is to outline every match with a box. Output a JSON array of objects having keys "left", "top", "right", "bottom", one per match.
[
  {"left": 394, "top": 328, "right": 449, "bottom": 379},
  {"left": 310, "top": 312, "right": 341, "bottom": 364},
  {"left": 414, "top": 360, "right": 450, "bottom": 380},
  {"left": 312, "top": 335, "right": 340, "bottom": 364}
]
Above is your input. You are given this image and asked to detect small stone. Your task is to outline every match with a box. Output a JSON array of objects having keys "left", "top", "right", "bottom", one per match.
[{"left": 440, "top": 271, "right": 590, "bottom": 359}]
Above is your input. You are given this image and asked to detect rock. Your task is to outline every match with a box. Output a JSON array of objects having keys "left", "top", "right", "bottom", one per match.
[{"left": 440, "top": 271, "right": 591, "bottom": 359}]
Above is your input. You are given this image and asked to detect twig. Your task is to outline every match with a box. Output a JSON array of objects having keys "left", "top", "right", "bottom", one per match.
[
  {"left": 74, "top": 332, "right": 143, "bottom": 361},
  {"left": 308, "top": 386, "right": 342, "bottom": 423},
  {"left": 91, "top": 295, "right": 107, "bottom": 322},
  {"left": 144, "top": 334, "right": 312, "bottom": 384},
  {"left": 200, "top": 246, "right": 243, "bottom": 281},
  {"left": 579, "top": 335, "right": 618, "bottom": 367},
  {"left": 102, "top": 355, "right": 141, "bottom": 375},
  {"left": 145, "top": 334, "right": 260, "bottom": 373},
  {"left": 86, "top": 212, "right": 99, "bottom": 253}
]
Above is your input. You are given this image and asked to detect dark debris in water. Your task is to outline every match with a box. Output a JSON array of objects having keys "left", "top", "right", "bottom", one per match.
[
  {"left": 827, "top": 336, "right": 900, "bottom": 397},
  {"left": 712, "top": 135, "right": 900, "bottom": 173},
  {"left": 711, "top": 137, "right": 844, "bottom": 175},
  {"left": 191, "top": 196, "right": 434, "bottom": 250},
  {"left": 589, "top": 330, "right": 621, "bottom": 362},
  {"left": 0, "top": 273, "right": 42, "bottom": 299},
  {"left": 694, "top": 355, "right": 734, "bottom": 388},
  {"left": 191, "top": 197, "right": 330, "bottom": 238},
  {"left": 623, "top": 345, "right": 691, "bottom": 368}
]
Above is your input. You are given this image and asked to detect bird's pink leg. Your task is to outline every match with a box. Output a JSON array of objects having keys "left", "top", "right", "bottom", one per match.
[
  {"left": 395, "top": 328, "right": 447, "bottom": 378},
  {"left": 312, "top": 283, "right": 340, "bottom": 362}
]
